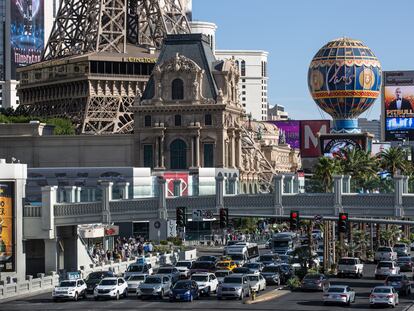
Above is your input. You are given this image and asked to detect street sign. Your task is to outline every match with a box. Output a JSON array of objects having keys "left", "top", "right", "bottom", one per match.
[
  {"left": 314, "top": 214, "right": 323, "bottom": 224},
  {"left": 192, "top": 209, "right": 213, "bottom": 221}
]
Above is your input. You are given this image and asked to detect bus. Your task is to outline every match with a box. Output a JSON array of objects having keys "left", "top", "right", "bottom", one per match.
[
  {"left": 272, "top": 232, "right": 299, "bottom": 254},
  {"left": 226, "top": 242, "right": 259, "bottom": 266}
]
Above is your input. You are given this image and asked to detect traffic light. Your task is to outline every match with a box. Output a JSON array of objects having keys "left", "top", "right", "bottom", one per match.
[
  {"left": 290, "top": 211, "right": 300, "bottom": 231},
  {"left": 176, "top": 207, "right": 186, "bottom": 228},
  {"left": 219, "top": 208, "right": 229, "bottom": 229},
  {"left": 338, "top": 213, "right": 348, "bottom": 233}
]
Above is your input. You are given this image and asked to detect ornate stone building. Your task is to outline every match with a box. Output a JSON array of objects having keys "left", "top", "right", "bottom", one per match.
[{"left": 133, "top": 34, "right": 300, "bottom": 193}]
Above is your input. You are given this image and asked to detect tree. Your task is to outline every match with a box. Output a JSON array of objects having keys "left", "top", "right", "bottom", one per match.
[
  {"left": 313, "top": 157, "right": 342, "bottom": 192},
  {"left": 379, "top": 147, "right": 410, "bottom": 177},
  {"left": 379, "top": 225, "right": 401, "bottom": 247},
  {"left": 352, "top": 229, "right": 370, "bottom": 260}
]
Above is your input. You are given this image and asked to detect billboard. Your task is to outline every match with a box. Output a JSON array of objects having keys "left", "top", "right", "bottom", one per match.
[
  {"left": 268, "top": 121, "right": 300, "bottom": 149},
  {"left": 10, "top": 0, "right": 45, "bottom": 79},
  {"left": 300, "top": 120, "right": 330, "bottom": 157},
  {"left": 383, "top": 71, "right": 414, "bottom": 141},
  {"left": 0, "top": 182, "right": 14, "bottom": 272},
  {"left": 163, "top": 172, "right": 189, "bottom": 197},
  {"left": 371, "top": 142, "right": 391, "bottom": 156},
  {"left": 320, "top": 136, "right": 365, "bottom": 157}
]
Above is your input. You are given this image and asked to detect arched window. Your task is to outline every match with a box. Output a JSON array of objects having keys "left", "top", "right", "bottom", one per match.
[
  {"left": 241, "top": 60, "right": 246, "bottom": 76},
  {"left": 172, "top": 78, "right": 184, "bottom": 100},
  {"left": 235, "top": 60, "right": 239, "bottom": 72},
  {"left": 170, "top": 139, "right": 187, "bottom": 169}
]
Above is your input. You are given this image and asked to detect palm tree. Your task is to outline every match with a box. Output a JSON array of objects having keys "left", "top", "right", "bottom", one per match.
[
  {"left": 313, "top": 157, "right": 342, "bottom": 192},
  {"left": 379, "top": 225, "right": 402, "bottom": 247},
  {"left": 379, "top": 147, "right": 409, "bottom": 177},
  {"left": 353, "top": 230, "right": 370, "bottom": 260}
]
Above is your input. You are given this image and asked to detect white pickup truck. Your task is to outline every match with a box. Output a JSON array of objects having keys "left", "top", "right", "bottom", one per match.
[
  {"left": 337, "top": 257, "right": 364, "bottom": 278},
  {"left": 374, "top": 246, "right": 397, "bottom": 262}
]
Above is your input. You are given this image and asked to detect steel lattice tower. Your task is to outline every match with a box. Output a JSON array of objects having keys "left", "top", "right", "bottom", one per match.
[{"left": 17, "top": 0, "right": 190, "bottom": 134}]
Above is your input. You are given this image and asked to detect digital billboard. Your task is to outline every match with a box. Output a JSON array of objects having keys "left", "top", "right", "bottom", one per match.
[
  {"left": 300, "top": 120, "right": 330, "bottom": 158},
  {"left": 10, "top": 0, "right": 45, "bottom": 79},
  {"left": 0, "top": 182, "right": 14, "bottom": 272},
  {"left": 268, "top": 121, "right": 300, "bottom": 149},
  {"left": 383, "top": 71, "right": 414, "bottom": 141}
]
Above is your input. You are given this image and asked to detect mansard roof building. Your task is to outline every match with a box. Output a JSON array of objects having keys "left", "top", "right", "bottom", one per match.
[{"left": 133, "top": 34, "right": 300, "bottom": 193}]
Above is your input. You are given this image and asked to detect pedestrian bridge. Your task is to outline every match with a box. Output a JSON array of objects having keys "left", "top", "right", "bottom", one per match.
[{"left": 22, "top": 174, "right": 414, "bottom": 239}]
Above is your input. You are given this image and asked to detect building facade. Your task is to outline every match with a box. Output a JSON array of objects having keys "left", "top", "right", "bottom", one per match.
[
  {"left": 358, "top": 118, "right": 381, "bottom": 141},
  {"left": 268, "top": 104, "right": 289, "bottom": 121},
  {"left": 1, "top": 0, "right": 57, "bottom": 109}
]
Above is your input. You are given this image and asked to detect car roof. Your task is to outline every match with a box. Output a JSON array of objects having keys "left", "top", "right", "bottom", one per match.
[
  {"left": 102, "top": 277, "right": 118, "bottom": 280},
  {"left": 378, "top": 261, "right": 393, "bottom": 263},
  {"left": 329, "top": 285, "right": 348, "bottom": 288},
  {"left": 246, "top": 273, "right": 261, "bottom": 277},
  {"left": 373, "top": 286, "right": 393, "bottom": 289},
  {"left": 60, "top": 279, "right": 81, "bottom": 283},
  {"left": 215, "top": 270, "right": 232, "bottom": 273},
  {"left": 191, "top": 272, "right": 212, "bottom": 276},
  {"left": 231, "top": 273, "right": 245, "bottom": 277}
]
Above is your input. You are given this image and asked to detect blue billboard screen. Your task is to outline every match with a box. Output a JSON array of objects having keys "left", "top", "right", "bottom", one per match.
[{"left": 10, "top": 0, "right": 44, "bottom": 79}]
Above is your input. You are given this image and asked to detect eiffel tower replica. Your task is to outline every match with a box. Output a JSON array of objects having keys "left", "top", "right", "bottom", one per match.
[{"left": 16, "top": 0, "right": 191, "bottom": 134}]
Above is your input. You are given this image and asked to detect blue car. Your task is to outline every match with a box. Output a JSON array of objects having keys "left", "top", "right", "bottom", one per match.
[{"left": 169, "top": 280, "right": 199, "bottom": 302}]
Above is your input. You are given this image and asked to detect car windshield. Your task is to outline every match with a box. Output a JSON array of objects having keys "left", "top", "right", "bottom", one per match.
[
  {"left": 373, "top": 288, "right": 392, "bottom": 293},
  {"left": 192, "top": 262, "right": 214, "bottom": 269},
  {"left": 157, "top": 268, "right": 173, "bottom": 274},
  {"left": 394, "top": 244, "right": 406, "bottom": 248},
  {"left": 127, "top": 265, "right": 143, "bottom": 272},
  {"left": 128, "top": 275, "right": 145, "bottom": 281},
  {"left": 378, "top": 262, "right": 393, "bottom": 268},
  {"left": 244, "top": 263, "right": 259, "bottom": 268},
  {"left": 387, "top": 276, "right": 403, "bottom": 281},
  {"left": 223, "top": 277, "right": 242, "bottom": 284},
  {"left": 215, "top": 272, "right": 229, "bottom": 277},
  {"left": 304, "top": 274, "right": 321, "bottom": 280},
  {"left": 338, "top": 259, "right": 357, "bottom": 265},
  {"left": 100, "top": 279, "right": 117, "bottom": 286},
  {"left": 377, "top": 247, "right": 392, "bottom": 252},
  {"left": 176, "top": 262, "right": 192, "bottom": 268},
  {"left": 230, "top": 254, "right": 244, "bottom": 261},
  {"left": 398, "top": 257, "right": 410, "bottom": 262},
  {"left": 262, "top": 266, "right": 279, "bottom": 273},
  {"left": 233, "top": 268, "right": 249, "bottom": 273},
  {"left": 144, "top": 277, "right": 161, "bottom": 284},
  {"left": 87, "top": 272, "right": 108, "bottom": 280},
  {"left": 328, "top": 287, "right": 346, "bottom": 293},
  {"left": 60, "top": 281, "right": 76, "bottom": 287},
  {"left": 174, "top": 282, "right": 192, "bottom": 290},
  {"left": 191, "top": 276, "right": 208, "bottom": 282},
  {"left": 248, "top": 275, "right": 259, "bottom": 281}
]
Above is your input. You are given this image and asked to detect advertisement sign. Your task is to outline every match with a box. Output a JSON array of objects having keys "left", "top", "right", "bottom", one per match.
[
  {"left": 104, "top": 225, "right": 119, "bottom": 236},
  {"left": 0, "top": 182, "right": 14, "bottom": 272},
  {"left": 371, "top": 142, "right": 391, "bottom": 156},
  {"left": 10, "top": 0, "right": 45, "bottom": 79},
  {"left": 163, "top": 172, "right": 189, "bottom": 197},
  {"left": 300, "top": 120, "right": 330, "bottom": 157},
  {"left": 321, "top": 136, "right": 365, "bottom": 157},
  {"left": 268, "top": 121, "right": 300, "bottom": 149},
  {"left": 383, "top": 71, "right": 414, "bottom": 141}
]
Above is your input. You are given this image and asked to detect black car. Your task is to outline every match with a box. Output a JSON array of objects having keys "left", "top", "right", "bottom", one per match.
[
  {"left": 232, "top": 267, "right": 251, "bottom": 275},
  {"left": 261, "top": 266, "right": 281, "bottom": 285},
  {"left": 85, "top": 271, "right": 115, "bottom": 293},
  {"left": 197, "top": 256, "right": 218, "bottom": 264},
  {"left": 275, "top": 263, "right": 294, "bottom": 284}
]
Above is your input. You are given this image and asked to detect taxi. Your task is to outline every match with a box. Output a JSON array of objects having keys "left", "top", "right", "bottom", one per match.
[{"left": 216, "top": 260, "right": 237, "bottom": 271}]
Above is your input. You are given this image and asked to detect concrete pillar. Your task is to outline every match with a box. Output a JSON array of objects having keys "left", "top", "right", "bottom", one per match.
[
  {"left": 229, "top": 131, "right": 235, "bottom": 168},
  {"left": 403, "top": 176, "right": 409, "bottom": 194},
  {"left": 394, "top": 175, "right": 404, "bottom": 217},
  {"left": 333, "top": 175, "right": 343, "bottom": 216},
  {"left": 41, "top": 186, "right": 58, "bottom": 239},
  {"left": 44, "top": 239, "right": 59, "bottom": 273},
  {"left": 160, "top": 135, "right": 165, "bottom": 168},
  {"left": 190, "top": 137, "right": 195, "bottom": 167},
  {"left": 64, "top": 186, "right": 77, "bottom": 203},
  {"left": 100, "top": 181, "right": 113, "bottom": 224},
  {"left": 155, "top": 137, "right": 160, "bottom": 168},
  {"left": 215, "top": 174, "right": 224, "bottom": 212},
  {"left": 343, "top": 175, "right": 351, "bottom": 194},
  {"left": 58, "top": 189, "right": 65, "bottom": 203},
  {"left": 195, "top": 134, "right": 200, "bottom": 167},
  {"left": 235, "top": 131, "right": 241, "bottom": 168},
  {"left": 157, "top": 177, "right": 167, "bottom": 220},
  {"left": 118, "top": 182, "right": 130, "bottom": 200},
  {"left": 75, "top": 187, "right": 81, "bottom": 203},
  {"left": 273, "top": 175, "right": 284, "bottom": 215}
]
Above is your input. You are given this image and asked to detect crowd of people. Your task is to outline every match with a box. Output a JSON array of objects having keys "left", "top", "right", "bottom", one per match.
[{"left": 89, "top": 236, "right": 154, "bottom": 264}]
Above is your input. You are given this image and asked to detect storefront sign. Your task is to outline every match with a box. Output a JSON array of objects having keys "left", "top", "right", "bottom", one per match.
[{"left": 0, "top": 182, "right": 14, "bottom": 272}]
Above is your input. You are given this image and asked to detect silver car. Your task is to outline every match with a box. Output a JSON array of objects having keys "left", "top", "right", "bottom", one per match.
[
  {"left": 215, "top": 270, "right": 232, "bottom": 284},
  {"left": 323, "top": 285, "right": 355, "bottom": 305},
  {"left": 137, "top": 275, "right": 171, "bottom": 299},
  {"left": 375, "top": 261, "right": 400, "bottom": 279},
  {"left": 217, "top": 274, "right": 250, "bottom": 300},
  {"left": 126, "top": 274, "right": 146, "bottom": 293},
  {"left": 370, "top": 286, "right": 399, "bottom": 308}
]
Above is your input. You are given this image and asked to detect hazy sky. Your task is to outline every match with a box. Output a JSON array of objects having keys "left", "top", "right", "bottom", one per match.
[{"left": 193, "top": 0, "right": 414, "bottom": 121}]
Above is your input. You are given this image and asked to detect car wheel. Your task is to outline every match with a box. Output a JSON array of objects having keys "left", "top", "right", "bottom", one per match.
[
  {"left": 160, "top": 289, "right": 164, "bottom": 298},
  {"left": 74, "top": 292, "right": 78, "bottom": 302},
  {"left": 346, "top": 298, "right": 351, "bottom": 306},
  {"left": 83, "top": 291, "right": 87, "bottom": 299},
  {"left": 190, "top": 294, "right": 193, "bottom": 302},
  {"left": 239, "top": 290, "right": 244, "bottom": 300},
  {"left": 116, "top": 291, "right": 120, "bottom": 300},
  {"left": 206, "top": 287, "right": 211, "bottom": 296},
  {"left": 94, "top": 297, "right": 99, "bottom": 301},
  {"left": 124, "top": 289, "right": 128, "bottom": 298}
]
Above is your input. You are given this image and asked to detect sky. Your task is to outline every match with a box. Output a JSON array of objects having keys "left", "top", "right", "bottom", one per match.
[{"left": 193, "top": 0, "right": 414, "bottom": 121}]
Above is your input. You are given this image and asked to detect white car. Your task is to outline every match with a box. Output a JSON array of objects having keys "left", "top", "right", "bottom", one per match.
[
  {"left": 52, "top": 279, "right": 87, "bottom": 301},
  {"left": 375, "top": 261, "right": 400, "bottom": 279},
  {"left": 215, "top": 270, "right": 233, "bottom": 284},
  {"left": 375, "top": 246, "right": 397, "bottom": 262},
  {"left": 191, "top": 272, "right": 219, "bottom": 296},
  {"left": 370, "top": 286, "right": 399, "bottom": 308},
  {"left": 323, "top": 285, "right": 355, "bottom": 306},
  {"left": 246, "top": 273, "right": 266, "bottom": 292},
  {"left": 175, "top": 260, "right": 194, "bottom": 278},
  {"left": 94, "top": 277, "right": 128, "bottom": 300},
  {"left": 337, "top": 257, "right": 364, "bottom": 278},
  {"left": 126, "top": 274, "right": 147, "bottom": 293}
]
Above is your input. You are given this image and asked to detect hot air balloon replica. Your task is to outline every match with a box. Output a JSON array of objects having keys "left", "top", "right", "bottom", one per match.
[{"left": 308, "top": 37, "right": 382, "bottom": 155}]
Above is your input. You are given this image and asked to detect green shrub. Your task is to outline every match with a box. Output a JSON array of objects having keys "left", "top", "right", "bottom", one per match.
[
  {"left": 159, "top": 240, "right": 168, "bottom": 245},
  {"left": 167, "top": 237, "right": 183, "bottom": 246},
  {"left": 287, "top": 277, "right": 301, "bottom": 290}
]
